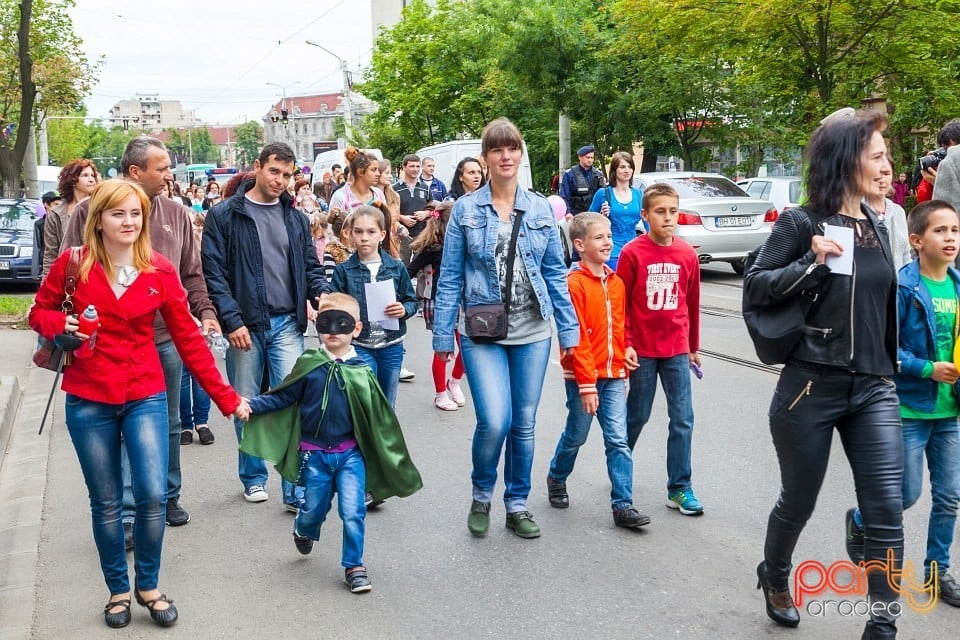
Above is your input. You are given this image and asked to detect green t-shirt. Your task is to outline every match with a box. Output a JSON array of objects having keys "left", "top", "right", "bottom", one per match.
[{"left": 901, "top": 274, "right": 959, "bottom": 419}]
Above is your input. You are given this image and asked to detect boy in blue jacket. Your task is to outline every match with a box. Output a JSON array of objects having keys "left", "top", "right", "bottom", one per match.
[
  {"left": 240, "top": 293, "right": 422, "bottom": 594},
  {"left": 846, "top": 200, "right": 960, "bottom": 607}
]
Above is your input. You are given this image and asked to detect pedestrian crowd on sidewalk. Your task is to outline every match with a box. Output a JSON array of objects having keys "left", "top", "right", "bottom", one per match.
[{"left": 27, "top": 109, "right": 960, "bottom": 638}]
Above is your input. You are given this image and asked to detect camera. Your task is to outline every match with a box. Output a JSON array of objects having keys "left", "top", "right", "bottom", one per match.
[{"left": 919, "top": 147, "right": 948, "bottom": 172}]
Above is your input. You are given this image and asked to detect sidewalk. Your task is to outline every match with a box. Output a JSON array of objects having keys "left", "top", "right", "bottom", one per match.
[{"left": 0, "top": 328, "right": 53, "bottom": 640}]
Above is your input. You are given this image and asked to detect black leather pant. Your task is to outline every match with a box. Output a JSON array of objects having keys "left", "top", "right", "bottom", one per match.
[{"left": 763, "top": 362, "right": 904, "bottom": 629}]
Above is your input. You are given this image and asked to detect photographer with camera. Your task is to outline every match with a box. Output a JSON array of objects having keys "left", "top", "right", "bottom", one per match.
[{"left": 916, "top": 118, "right": 960, "bottom": 204}]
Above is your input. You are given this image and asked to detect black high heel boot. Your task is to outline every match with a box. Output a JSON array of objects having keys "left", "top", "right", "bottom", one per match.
[{"left": 756, "top": 561, "right": 800, "bottom": 628}]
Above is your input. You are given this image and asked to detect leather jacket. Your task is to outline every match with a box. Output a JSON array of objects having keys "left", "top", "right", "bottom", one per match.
[{"left": 743, "top": 205, "right": 898, "bottom": 369}]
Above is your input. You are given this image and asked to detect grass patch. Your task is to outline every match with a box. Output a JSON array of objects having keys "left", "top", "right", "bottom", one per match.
[{"left": 0, "top": 294, "right": 33, "bottom": 322}]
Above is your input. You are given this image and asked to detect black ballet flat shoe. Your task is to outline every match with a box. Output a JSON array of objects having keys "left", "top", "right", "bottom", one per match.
[
  {"left": 135, "top": 591, "right": 178, "bottom": 627},
  {"left": 756, "top": 561, "right": 800, "bottom": 628},
  {"left": 103, "top": 598, "right": 131, "bottom": 628}
]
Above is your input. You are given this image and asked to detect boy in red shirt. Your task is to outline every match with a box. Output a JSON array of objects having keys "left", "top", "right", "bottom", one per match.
[
  {"left": 546, "top": 213, "right": 651, "bottom": 529},
  {"left": 617, "top": 183, "right": 704, "bottom": 516}
]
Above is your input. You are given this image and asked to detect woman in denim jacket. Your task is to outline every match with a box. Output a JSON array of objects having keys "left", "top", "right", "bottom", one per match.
[{"left": 433, "top": 118, "right": 579, "bottom": 539}]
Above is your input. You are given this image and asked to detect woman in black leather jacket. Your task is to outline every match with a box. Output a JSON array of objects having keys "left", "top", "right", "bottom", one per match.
[{"left": 744, "top": 110, "right": 903, "bottom": 639}]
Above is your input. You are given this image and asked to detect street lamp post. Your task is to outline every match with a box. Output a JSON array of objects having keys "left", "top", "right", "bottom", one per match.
[
  {"left": 267, "top": 81, "right": 302, "bottom": 158},
  {"left": 305, "top": 40, "right": 353, "bottom": 142}
]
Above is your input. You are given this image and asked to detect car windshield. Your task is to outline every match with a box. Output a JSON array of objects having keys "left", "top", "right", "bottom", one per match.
[
  {"left": 0, "top": 204, "right": 38, "bottom": 231},
  {"left": 661, "top": 177, "right": 748, "bottom": 198}
]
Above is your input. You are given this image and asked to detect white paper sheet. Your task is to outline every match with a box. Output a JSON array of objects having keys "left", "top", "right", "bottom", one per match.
[
  {"left": 364, "top": 279, "right": 400, "bottom": 330},
  {"left": 823, "top": 224, "right": 854, "bottom": 275}
]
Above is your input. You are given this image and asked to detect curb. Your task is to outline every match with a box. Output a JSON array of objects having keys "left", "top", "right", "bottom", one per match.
[{"left": 0, "top": 376, "right": 22, "bottom": 473}]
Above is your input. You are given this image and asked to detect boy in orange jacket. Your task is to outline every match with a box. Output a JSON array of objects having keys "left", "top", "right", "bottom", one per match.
[{"left": 546, "top": 213, "right": 651, "bottom": 528}]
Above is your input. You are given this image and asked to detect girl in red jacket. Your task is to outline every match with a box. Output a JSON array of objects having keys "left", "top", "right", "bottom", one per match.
[{"left": 30, "top": 180, "right": 247, "bottom": 630}]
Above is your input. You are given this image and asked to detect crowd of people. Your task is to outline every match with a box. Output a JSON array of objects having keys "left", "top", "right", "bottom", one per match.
[{"left": 26, "top": 111, "right": 960, "bottom": 638}]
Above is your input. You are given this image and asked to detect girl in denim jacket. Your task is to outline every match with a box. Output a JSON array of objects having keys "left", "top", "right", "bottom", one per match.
[{"left": 331, "top": 205, "right": 417, "bottom": 409}]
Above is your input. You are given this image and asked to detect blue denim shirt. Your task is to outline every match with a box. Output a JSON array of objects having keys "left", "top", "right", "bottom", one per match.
[
  {"left": 432, "top": 184, "right": 579, "bottom": 352},
  {"left": 331, "top": 250, "right": 418, "bottom": 347},
  {"left": 895, "top": 259, "right": 960, "bottom": 412}
]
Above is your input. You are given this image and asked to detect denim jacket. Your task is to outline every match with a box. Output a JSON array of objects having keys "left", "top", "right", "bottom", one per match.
[
  {"left": 895, "top": 260, "right": 960, "bottom": 412},
  {"left": 331, "top": 249, "right": 418, "bottom": 347},
  {"left": 432, "top": 183, "right": 580, "bottom": 352}
]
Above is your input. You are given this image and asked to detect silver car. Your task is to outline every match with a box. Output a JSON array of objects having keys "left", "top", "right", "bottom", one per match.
[
  {"left": 737, "top": 176, "right": 804, "bottom": 216},
  {"left": 632, "top": 172, "right": 778, "bottom": 274}
]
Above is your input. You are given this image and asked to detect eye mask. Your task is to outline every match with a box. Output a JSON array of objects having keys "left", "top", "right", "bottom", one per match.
[{"left": 315, "top": 309, "right": 357, "bottom": 335}]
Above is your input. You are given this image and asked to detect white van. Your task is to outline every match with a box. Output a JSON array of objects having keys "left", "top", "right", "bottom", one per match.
[
  {"left": 35, "top": 165, "right": 62, "bottom": 196},
  {"left": 415, "top": 139, "right": 534, "bottom": 192},
  {"left": 310, "top": 148, "right": 383, "bottom": 186}
]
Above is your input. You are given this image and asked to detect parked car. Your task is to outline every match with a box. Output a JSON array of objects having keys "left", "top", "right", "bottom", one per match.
[
  {"left": 0, "top": 198, "right": 40, "bottom": 283},
  {"left": 632, "top": 172, "right": 777, "bottom": 274},
  {"left": 737, "top": 176, "right": 804, "bottom": 215}
]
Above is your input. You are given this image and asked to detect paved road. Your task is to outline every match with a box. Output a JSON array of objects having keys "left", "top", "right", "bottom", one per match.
[{"left": 1, "top": 270, "right": 956, "bottom": 638}]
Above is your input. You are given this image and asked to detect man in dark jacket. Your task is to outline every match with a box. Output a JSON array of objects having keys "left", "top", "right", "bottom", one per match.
[
  {"left": 202, "top": 142, "right": 330, "bottom": 511},
  {"left": 560, "top": 145, "right": 605, "bottom": 216}
]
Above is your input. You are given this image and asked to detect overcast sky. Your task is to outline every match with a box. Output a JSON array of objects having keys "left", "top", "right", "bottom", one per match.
[{"left": 70, "top": 0, "right": 374, "bottom": 125}]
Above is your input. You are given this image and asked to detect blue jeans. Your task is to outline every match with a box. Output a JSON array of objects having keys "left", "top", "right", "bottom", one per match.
[
  {"left": 460, "top": 335, "right": 552, "bottom": 513},
  {"left": 354, "top": 341, "right": 404, "bottom": 408},
  {"left": 65, "top": 393, "right": 168, "bottom": 595},
  {"left": 122, "top": 340, "right": 182, "bottom": 523},
  {"left": 902, "top": 417, "right": 960, "bottom": 575},
  {"left": 225, "top": 314, "right": 304, "bottom": 505},
  {"left": 179, "top": 368, "right": 211, "bottom": 430},
  {"left": 626, "top": 354, "right": 694, "bottom": 494},
  {"left": 294, "top": 448, "right": 366, "bottom": 569},
  {"left": 549, "top": 378, "right": 633, "bottom": 509}
]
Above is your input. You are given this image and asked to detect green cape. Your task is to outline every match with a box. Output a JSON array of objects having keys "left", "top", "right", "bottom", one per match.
[{"left": 239, "top": 349, "right": 423, "bottom": 500}]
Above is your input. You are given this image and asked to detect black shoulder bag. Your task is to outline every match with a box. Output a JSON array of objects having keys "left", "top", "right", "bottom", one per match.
[{"left": 464, "top": 212, "right": 524, "bottom": 342}]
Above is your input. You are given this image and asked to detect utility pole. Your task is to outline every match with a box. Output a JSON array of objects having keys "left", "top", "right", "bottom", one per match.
[{"left": 305, "top": 40, "right": 353, "bottom": 143}]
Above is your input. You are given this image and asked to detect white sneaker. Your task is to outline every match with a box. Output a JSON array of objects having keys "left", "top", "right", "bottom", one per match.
[
  {"left": 399, "top": 367, "right": 416, "bottom": 382},
  {"left": 243, "top": 485, "right": 268, "bottom": 503},
  {"left": 435, "top": 394, "right": 458, "bottom": 411},
  {"left": 446, "top": 380, "right": 466, "bottom": 406}
]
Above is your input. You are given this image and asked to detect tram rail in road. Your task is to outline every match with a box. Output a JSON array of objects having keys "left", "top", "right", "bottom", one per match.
[{"left": 701, "top": 306, "right": 781, "bottom": 375}]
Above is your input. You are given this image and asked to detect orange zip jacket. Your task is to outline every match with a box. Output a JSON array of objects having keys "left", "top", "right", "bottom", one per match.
[{"left": 561, "top": 262, "right": 628, "bottom": 395}]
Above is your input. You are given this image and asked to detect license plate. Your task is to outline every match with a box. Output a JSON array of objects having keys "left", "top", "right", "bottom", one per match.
[
  {"left": 0, "top": 261, "right": 9, "bottom": 270},
  {"left": 716, "top": 216, "right": 753, "bottom": 228}
]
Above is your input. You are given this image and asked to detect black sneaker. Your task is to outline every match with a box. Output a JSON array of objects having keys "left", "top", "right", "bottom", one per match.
[
  {"left": 345, "top": 567, "right": 372, "bottom": 593},
  {"left": 180, "top": 430, "right": 192, "bottom": 445},
  {"left": 165, "top": 499, "right": 190, "bottom": 526},
  {"left": 845, "top": 508, "right": 864, "bottom": 564},
  {"left": 546, "top": 475, "right": 569, "bottom": 509},
  {"left": 938, "top": 571, "right": 960, "bottom": 607},
  {"left": 196, "top": 425, "right": 215, "bottom": 445},
  {"left": 364, "top": 492, "right": 384, "bottom": 508},
  {"left": 613, "top": 505, "right": 652, "bottom": 529},
  {"left": 293, "top": 530, "right": 313, "bottom": 555},
  {"left": 123, "top": 521, "right": 134, "bottom": 552}
]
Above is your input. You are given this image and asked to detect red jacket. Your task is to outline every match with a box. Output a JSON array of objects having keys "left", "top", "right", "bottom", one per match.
[
  {"left": 561, "top": 262, "right": 628, "bottom": 395},
  {"left": 30, "top": 248, "right": 240, "bottom": 413},
  {"left": 616, "top": 234, "right": 701, "bottom": 358}
]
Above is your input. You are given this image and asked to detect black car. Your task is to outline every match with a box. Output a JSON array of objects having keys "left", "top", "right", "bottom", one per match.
[{"left": 0, "top": 198, "right": 41, "bottom": 283}]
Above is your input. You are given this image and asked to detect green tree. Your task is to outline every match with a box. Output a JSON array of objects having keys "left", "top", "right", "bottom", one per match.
[
  {"left": 233, "top": 120, "right": 263, "bottom": 169},
  {"left": 0, "top": 0, "right": 99, "bottom": 195}
]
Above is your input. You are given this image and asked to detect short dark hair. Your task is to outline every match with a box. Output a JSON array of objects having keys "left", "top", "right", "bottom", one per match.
[
  {"left": 402, "top": 154, "right": 420, "bottom": 167},
  {"left": 120, "top": 137, "right": 168, "bottom": 176},
  {"left": 258, "top": 142, "right": 295, "bottom": 166},
  {"left": 569, "top": 212, "right": 609, "bottom": 242},
  {"left": 805, "top": 109, "right": 887, "bottom": 216},
  {"left": 907, "top": 199, "right": 958, "bottom": 236},
  {"left": 642, "top": 183, "right": 679, "bottom": 210},
  {"left": 331, "top": 163, "right": 342, "bottom": 171},
  {"left": 939, "top": 119, "right": 960, "bottom": 147}
]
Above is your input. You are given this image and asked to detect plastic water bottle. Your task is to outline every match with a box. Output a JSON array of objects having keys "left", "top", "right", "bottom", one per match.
[
  {"left": 76, "top": 305, "right": 99, "bottom": 355},
  {"left": 206, "top": 331, "right": 229, "bottom": 356}
]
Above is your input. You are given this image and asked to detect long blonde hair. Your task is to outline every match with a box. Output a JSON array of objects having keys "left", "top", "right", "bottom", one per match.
[{"left": 81, "top": 180, "right": 154, "bottom": 283}]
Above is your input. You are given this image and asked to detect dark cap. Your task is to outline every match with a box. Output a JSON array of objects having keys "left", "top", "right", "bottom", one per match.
[
  {"left": 41, "top": 191, "right": 60, "bottom": 204},
  {"left": 577, "top": 144, "right": 595, "bottom": 156}
]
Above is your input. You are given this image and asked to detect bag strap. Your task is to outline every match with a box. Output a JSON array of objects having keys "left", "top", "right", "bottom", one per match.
[
  {"left": 60, "top": 246, "right": 81, "bottom": 315},
  {"left": 503, "top": 212, "right": 524, "bottom": 313}
]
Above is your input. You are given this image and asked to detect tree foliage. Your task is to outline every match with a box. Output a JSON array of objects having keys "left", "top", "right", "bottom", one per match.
[
  {"left": 0, "top": 0, "right": 99, "bottom": 195},
  {"left": 233, "top": 120, "right": 263, "bottom": 169}
]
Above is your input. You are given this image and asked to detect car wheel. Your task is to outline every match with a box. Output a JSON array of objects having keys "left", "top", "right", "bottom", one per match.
[{"left": 730, "top": 258, "right": 746, "bottom": 275}]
